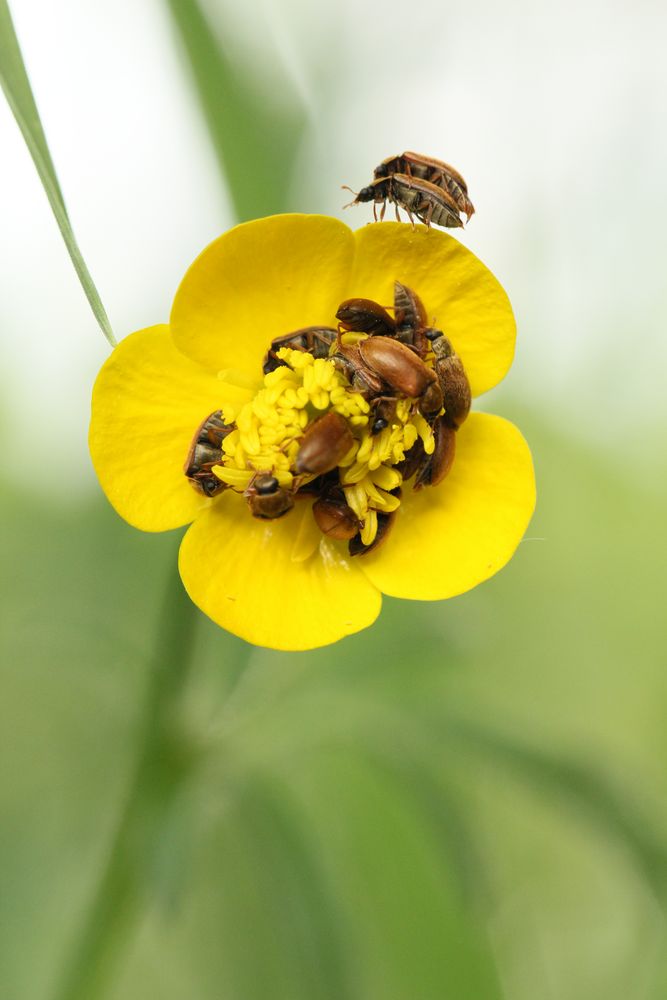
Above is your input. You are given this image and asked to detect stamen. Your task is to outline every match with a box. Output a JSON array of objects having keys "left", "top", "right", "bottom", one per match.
[
  {"left": 186, "top": 301, "right": 463, "bottom": 552},
  {"left": 220, "top": 345, "right": 421, "bottom": 545},
  {"left": 371, "top": 465, "right": 402, "bottom": 491},
  {"left": 360, "top": 510, "right": 378, "bottom": 547}
]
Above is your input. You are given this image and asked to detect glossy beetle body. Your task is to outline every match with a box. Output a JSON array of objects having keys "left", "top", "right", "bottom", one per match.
[
  {"left": 263, "top": 326, "right": 337, "bottom": 374},
  {"left": 393, "top": 281, "right": 429, "bottom": 357},
  {"left": 244, "top": 473, "right": 294, "bottom": 519},
  {"left": 391, "top": 175, "right": 463, "bottom": 229},
  {"left": 336, "top": 298, "right": 396, "bottom": 338},
  {"left": 358, "top": 336, "right": 443, "bottom": 420},
  {"left": 369, "top": 395, "right": 398, "bottom": 435},
  {"left": 344, "top": 174, "right": 462, "bottom": 229},
  {"left": 295, "top": 412, "right": 355, "bottom": 476},
  {"left": 184, "top": 410, "right": 233, "bottom": 497},
  {"left": 312, "top": 489, "right": 360, "bottom": 540},
  {"left": 414, "top": 417, "right": 457, "bottom": 488},
  {"left": 427, "top": 330, "right": 471, "bottom": 428},
  {"left": 397, "top": 417, "right": 457, "bottom": 490},
  {"left": 375, "top": 152, "right": 474, "bottom": 220},
  {"left": 358, "top": 336, "right": 435, "bottom": 396},
  {"left": 332, "top": 342, "right": 386, "bottom": 398}
]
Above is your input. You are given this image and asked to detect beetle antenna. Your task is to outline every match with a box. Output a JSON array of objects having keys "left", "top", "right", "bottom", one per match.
[{"left": 341, "top": 185, "right": 359, "bottom": 209}]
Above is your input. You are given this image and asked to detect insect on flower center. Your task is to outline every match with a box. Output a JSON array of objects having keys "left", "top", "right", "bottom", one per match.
[{"left": 183, "top": 283, "right": 471, "bottom": 555}]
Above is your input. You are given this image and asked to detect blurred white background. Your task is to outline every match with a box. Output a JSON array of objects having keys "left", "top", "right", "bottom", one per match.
[{"left": 2, "top": 0, "right": 666, "bottom": 495}]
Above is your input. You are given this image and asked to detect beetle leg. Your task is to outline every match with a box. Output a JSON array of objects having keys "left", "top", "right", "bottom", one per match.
[
  {"left": 424, "top": 200, "right": 434, "bottom": 228},
  {"left": 380, "top": 199, "right": 387, "bottom": 222},
  {"left": 407, "top": 208, "right": 415, "bottom": 230},
  {"left": 373, "top": 201, "right": 378, "bottom": 222}
]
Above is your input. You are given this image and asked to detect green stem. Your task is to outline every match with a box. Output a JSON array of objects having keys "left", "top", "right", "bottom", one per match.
[{"left": 52, "top": 563, "right": 199, "bottom": 1000}]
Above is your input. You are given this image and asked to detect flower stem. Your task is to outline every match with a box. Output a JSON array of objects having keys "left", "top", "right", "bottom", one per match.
[{"left": 52, "top": 561, "right": 200, "bottom": 1000}]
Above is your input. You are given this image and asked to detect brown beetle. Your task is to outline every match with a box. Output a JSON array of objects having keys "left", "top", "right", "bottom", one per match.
[
  {"left": 349, "top": 504, "right": 399, "bottom": 557},
  {"left": 244, "top": 473, "right": 294, "bottom": 519},
  {"left": 333, "top": 334, "right": 442, "bottom": 420},
  {"left": 312, "top": 488, "right": 360, "bottom": 540},
  {"left": 414, "top": 417, "right": 457, "bottom": 489},
  {"left": 336, "top": 298, "right": 396, "bottom": 338},
  {"left": 263, "top": 326, "right": 337, "bottom": 375},
  {"left": 397, "top": 417, "right": 456, "bottom": 490},
  {"left": 374, "top": 152, "right": 475, "bottom": 220},
  {"left": 396, "top": 437, "right": 428, "bottom": 483},
  {"left": 343, "top": 174, "right": 462, "bottom": 229},
  {"left": 393, "top": 281, "right": 429, "bottom": 357},
  {"left": 184, "top": 410, "right": 233, "bottom": 497},
  {"left": 331, "top": 341, "right": 386, "bottom": 398},
  {"left": 342, "top": 177, "right": 390, "bottom": 222},
  {"left": 391, "top": 175, "right": 463, "bottom": 229},
  {"left": 369, "top": 395, "right": 398, "bottom": 435},
  {"left": 295, "top": 412, "right": 355, "bottom": 476},
  {"left": 426, "top": 330, "right": 471, "bottom": 428},
  {"left": 358, "top": 336, "right": 443, "bottom": 420}
]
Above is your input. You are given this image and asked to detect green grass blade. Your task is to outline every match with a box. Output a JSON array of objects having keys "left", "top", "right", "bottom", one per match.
[
  {"left": 165, "top": 0, "right": 308, "bottom": 220},
  {"left": 0, "top": 0, "right": 115, "bottom": 347}
]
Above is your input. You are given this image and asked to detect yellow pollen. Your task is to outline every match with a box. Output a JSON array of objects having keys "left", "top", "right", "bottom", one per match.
[{"left": 209, "top": 344, "right": 440, "bottom": 548}]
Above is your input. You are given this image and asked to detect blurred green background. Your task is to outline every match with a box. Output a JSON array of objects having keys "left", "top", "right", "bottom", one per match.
[{"left": 2, "top": 1, "right": 667, "bottom": 998}]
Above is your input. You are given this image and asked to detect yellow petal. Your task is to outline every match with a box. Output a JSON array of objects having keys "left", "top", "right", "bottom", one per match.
[
  {"left": 89, "top": 326, "right": 251, "bottom": 532},
  {"left": 348, "top": 222, "right": 516, "bottom": 397},
  {"left": 178, "top": 493, "right": 382, "bottom": 650},
  {"left": 170, "top": 214, "right": 355, "bottom": 375},
  {"left": 290, "top": 502, "right": 323, "bottom": 563},
  {"left": 358, "top": 413, "right": 535, "bottom": 600}
]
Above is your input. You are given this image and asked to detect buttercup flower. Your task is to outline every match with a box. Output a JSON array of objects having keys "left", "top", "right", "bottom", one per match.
[{"left": 89, "top": 215, "right": 535, "bottom": 650}]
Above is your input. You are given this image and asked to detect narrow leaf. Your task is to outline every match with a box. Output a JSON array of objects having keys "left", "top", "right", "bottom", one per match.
[{"left": 0, "top": 0, "right": 115, "bottom": 346}]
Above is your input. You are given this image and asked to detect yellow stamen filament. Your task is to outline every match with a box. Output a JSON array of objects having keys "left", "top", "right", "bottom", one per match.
[
  {"left": 360, "top": 510, "right": 378, "bottom": 547},
  {"left": 207, "top": 343, "right": 441, "bottom": 548}
]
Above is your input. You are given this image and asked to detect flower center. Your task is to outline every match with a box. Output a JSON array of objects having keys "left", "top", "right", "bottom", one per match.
[{"left": 184, "top": 283, "right": 471, "bottom": 555}]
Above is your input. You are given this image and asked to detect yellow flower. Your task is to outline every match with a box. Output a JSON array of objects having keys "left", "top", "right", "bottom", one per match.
[{"left": 89, "top": 215, "right": 535, "bottom": 651}]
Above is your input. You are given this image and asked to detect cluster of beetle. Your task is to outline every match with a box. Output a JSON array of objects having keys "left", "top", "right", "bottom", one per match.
[
  {"left": 185, "top": 280, "right": 471, "bottom": 556},
  {"left": 344, "top": 151, "right": 474, "bottom": 229},
  {"left": 184, "top": 152, "right": 474, "bottom": 555}
]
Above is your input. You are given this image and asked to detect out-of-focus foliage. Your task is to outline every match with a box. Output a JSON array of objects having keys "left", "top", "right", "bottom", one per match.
[
  {"left": 165, "top": 0, "right": 308, "bottom": 221},
  {"left": 2, "top": 416, "right": 667, "bottom": 1000},
  {"left": 0, "top": 0, "right": 114, "bottom": 345},
  {"left": 3, "top": 3, "right": 667, "bottom": 999}
]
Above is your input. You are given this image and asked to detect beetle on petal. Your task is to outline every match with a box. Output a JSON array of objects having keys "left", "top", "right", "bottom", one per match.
[{"left": 89, "top": 215, "right": 535, "bottom": 650}]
